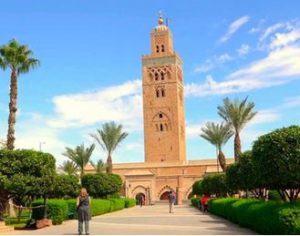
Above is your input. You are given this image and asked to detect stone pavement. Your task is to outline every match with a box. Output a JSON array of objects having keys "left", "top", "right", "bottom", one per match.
[{"left": 12, "top": 203, "right": 255, "bottom": 235}]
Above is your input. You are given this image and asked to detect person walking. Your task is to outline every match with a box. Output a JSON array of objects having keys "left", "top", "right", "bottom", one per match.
[
  {"left": 140, "top": 194, "right": 145, "bottom": 207},
  {"left": 168, "top": 191, "right": 176, "bottom": 213},
  {"left": 77, "top": 188, "right": 91, "bottom": 235},
  {"left": 201, "top": 194, "right": 209, "bottom": 213}
]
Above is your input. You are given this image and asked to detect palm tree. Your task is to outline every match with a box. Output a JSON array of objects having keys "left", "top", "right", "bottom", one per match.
[
  {"left": 200, "top": 122, "right": 233, "bottom": 171},
  {"left": 217, "top": 97, "right": 257, "bottom": 161},
  {"left": 90, "top": 122, "right": 128, "bottom": 173},
  {"left": 0, "top": 39, "right": 40, "bottom": 150},
  {"left": 90, "top": 159, "right": 106, "bottom": 173},
  {"left": 59, "top": 160, "right": 79, "bottom": 176},
  {"left": 62, "top": 144, "right": 95, "bottom": 181}
]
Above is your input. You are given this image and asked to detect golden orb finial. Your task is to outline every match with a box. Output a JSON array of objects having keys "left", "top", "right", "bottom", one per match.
[{"left": 158, "top": 15, "right": 163, "bottom": 25}]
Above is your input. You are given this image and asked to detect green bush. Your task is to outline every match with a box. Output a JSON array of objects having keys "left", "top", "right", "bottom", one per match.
[
  {"left": 81, "top": 173, "right": 122, "bottom": 198},
  {"left": 209, "top": 198, "right": 300, "bottom": 234},
  {"left": 192, "top": 180, "right": 203, "bottom": 195},
  {"left": 191, "top": 197, "right": 200, "bottom": 207},
  {"left": 252, "top": 125, "right": 300, "bottom": 202},
  {"left": 124, "top": 198, "right": 136, "bottom": 208},
  {"left": 110, "top": 199, "right": 125, "bottom": 212},
  {"left": 208, "top": 198, "right": 238, "bottom": 218},
  {"left": 65, "top": 199, "right": 77, "bottom": 219},
  {"left": 32, "top": 199, "right": 68, "bottom": 225},
  {"left": 50, "top": 175, "right": 80, "bottom": 199},
  {"left": 91, "top": 199, "right": 112, "bottom": 216},
  {"left": 0, "top": 149, "right": 56, "bottom": 206}
]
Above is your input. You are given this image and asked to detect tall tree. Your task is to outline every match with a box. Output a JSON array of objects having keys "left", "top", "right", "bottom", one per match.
[
  {"left": 200, "top": 122, "right": 233, "bottom": 171},
  {"left": 90, "top": 159, "right": 106, "bottom": 174},
  {"left": 217, "top": 97, "right": 257, "bottom": 161},
  {"left": 62, "top": 144, "right": 95, "bottom": 181},
  {"left": 90, "top": 122, "right": 128, "bottom": 173},
  {"left": 59, "top": 160, "right": 79, "bottom": 176},
  {"left": 0, "top": 39, "right": 40, "bottom": 149}
]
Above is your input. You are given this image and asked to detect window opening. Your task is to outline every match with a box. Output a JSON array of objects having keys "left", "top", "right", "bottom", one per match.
[
  {"left": 161, "top": 72, "right": 164, "bottom": 80},
  {"left": 161, "top": 45, "right": 165, "bottom": 52},
  {"left": 161, "top": 89, "right": 165, "bottom": 97},
  {"left": 156, "top": 45, "right": 159, "bottom": 53},
  {"left": 160, "top": 124, "right": 164, "bottom": 131},
  {"left": 155, "top": 73, "right": 159, "bottom": 81},
  {"left": 159, "top": 113, "right": 163, "bottom": 118}
]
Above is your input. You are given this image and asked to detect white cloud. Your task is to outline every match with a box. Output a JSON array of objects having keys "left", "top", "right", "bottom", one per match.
[
  {"left": 259, "top": 23, "right": 285, "bottom": 42},
  {"left": 14, "top": 113, "right": 69, "bottom": 164},
  {"left": 125, "top": 142, "right": 143, "bottom": 150},
  {"left": 194, "top": 53, "right": 232, "bottom": 73},
  {"left": 270, "top": 29, "right": 300, "bottom": 49},
  {"left": 237, "top": 44, "right": 250, "bottom": 56},
  {"left": 282, "top": 96, "right": 300, "bottom": 108},
  {"left": 187, "top": 46, "right": 300, "bottom": 97},
  {"left": 248, "top": 110, "right": 280, "bottom": 126},
  {"left": 249, "top": 27, "right": 260, "bottom": 34},
  {"left": 47, "top": 80, "right": 143, "bottom": 131},
  {"left": 186, "top": 124, "right": 204, "bottom": 139},
  {"left": 219, "top": 16, "right": 250, "bottom": 43}
]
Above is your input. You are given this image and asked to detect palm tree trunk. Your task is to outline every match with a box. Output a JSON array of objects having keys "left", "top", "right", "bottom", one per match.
[
  {"left": 106, "top": 154, "right": 112, "bottom": 173},
  {"left": 218, "top": 150, "right": 227, "bottom": 171},
  {"left": 7, "top": 70, "right": 18, "bottom": 150},
  {"left": 234, "top": 132, "right": 241, "bottom": 161}
]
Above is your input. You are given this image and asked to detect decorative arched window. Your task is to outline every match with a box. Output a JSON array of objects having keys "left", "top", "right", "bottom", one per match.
[
  {"left": 160, "top": 124, "right": 164, "bottom": 131},
  {"left": 161, "top": 89, "right": 165, "bottom": 97},
  {"left": 155, "top": 73, "right": 159, "bottom": 81},
  {"left": 161, "top": 72, "right": 164, "bottom": 80},
  {"left": 161, "top": 45, "right": 165, "bottom": 52},
  {"left": 156, "top": 45, "right": 159, "bottom": 53}
]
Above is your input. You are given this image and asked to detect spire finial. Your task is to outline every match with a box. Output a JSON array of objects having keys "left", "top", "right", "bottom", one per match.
[{"left": 158, "top": 11, "right": 163, "bottom": 25}]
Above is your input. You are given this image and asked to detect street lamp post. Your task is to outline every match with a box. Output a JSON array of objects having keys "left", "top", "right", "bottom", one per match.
[{"left": 39, "top": 142, "right": 46, "bottom": 152}]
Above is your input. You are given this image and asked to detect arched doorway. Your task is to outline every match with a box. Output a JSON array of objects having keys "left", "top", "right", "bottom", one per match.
[
  {"left": 135, "top": 192, "right": 146, "bottom": 205},
  {"left": 187, "top": 192, "right": 194, "bottom": 199},
  {"left": 160, "top": 191, "right": 170, "bottom": 200}
]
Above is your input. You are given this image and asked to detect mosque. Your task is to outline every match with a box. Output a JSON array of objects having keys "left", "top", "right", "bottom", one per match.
[{"left": 86, "top": 16, "right": 231, "bottom": 204}]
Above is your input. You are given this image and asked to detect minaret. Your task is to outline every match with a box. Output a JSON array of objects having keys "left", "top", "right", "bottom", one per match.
[{"left": 142, "top": 15, "right": 186, "bottom": 163}]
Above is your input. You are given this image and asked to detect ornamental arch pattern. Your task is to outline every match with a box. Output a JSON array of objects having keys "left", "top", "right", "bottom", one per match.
[{"left": 157, "top": 185, "right": 175, "bottom": 198}]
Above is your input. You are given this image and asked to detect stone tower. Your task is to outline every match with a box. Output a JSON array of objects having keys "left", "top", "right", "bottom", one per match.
[{"left": 142, "top": 15, "right": 186, "bottom": 163}]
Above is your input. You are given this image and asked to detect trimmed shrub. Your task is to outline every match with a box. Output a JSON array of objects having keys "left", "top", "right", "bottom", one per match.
[
  {"left": 191, "top": 197, "right": 200, "bottom": 208},
  {"left": 82, "top": 173, "right": 122, "bottom": 198},
  {"left": 110, "top": 199, "right": 125, "bottom": 212},
  {"left": 65, "top": 199, "right": 77, "bottom": 219},
  {"left": 209, "top": 198, "right": 300, "bottom": 234},
  {"left": 208, "top": 198, "right": 238, "bottom": 218},
  {"left": 50, "top": 175, "right": 80, "bottom": 199},
  {"left": 124, "top": 198, "right": 136, "bottom": 208},
  {"left": 252, "top": 125, "right": 300, "bottom": 202},
  {"left": 91, "top": 199, "right": 112, "bottom": 216},
  {"left": 32, "top": 199, "right": 68, "bottom": 225}
]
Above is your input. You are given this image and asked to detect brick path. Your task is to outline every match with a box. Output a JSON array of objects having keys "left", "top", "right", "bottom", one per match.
[{"left": 11, "top": 203, "right": 255, "bottom": 235}]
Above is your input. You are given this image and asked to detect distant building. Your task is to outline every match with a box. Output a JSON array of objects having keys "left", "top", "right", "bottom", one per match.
[{"left": 86, "top": 16, "right": 233, "bottom": 204}]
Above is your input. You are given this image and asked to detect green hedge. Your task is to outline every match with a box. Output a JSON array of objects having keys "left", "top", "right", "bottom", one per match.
[
  {"left": 191, "top": 197, "right": 200, "bottom": 207},
  {"left": 209, "top": 198, "right": 300, "bottom": 234},
  {"left": 32, "top": 199, "right": 68, "bottom": 225},
  {"left": 32, "top": 198, "right": 136, "bottom": 225},
  {"left": 110, "top": 199, "right": 125, "bottom": 212},
  {"left": 124, "top": 198, "right": 136, "bottom": 208}
]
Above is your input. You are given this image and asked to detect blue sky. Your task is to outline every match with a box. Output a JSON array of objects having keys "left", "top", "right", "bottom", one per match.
[{"left": 0, "top": 0, "right": 300, "bottom": 165}]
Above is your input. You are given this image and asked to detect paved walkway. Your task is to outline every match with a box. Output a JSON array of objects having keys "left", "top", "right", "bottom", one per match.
[{"left": 12, "top": 203, "right": 255, "bottom": 235}]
